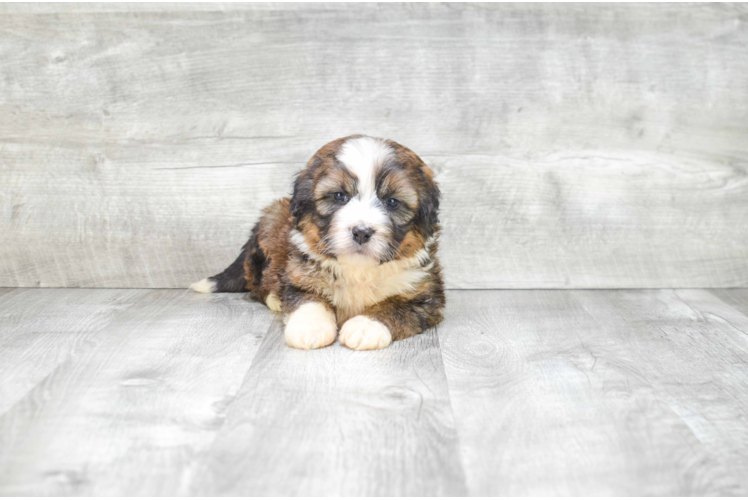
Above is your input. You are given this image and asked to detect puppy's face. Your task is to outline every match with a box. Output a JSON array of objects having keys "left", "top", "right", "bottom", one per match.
[{"left": 290, "top": 135, "right": 439, "bottom": 266}]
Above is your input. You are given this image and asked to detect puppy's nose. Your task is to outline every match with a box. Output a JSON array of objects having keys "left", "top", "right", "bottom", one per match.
[{"left": 351, "top": 226, "right": 374, "bottom": 245}]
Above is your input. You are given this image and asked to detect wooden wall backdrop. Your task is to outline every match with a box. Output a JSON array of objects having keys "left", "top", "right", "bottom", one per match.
[{"left": 1, "top": 3, "right": 747, "bottom": 289}]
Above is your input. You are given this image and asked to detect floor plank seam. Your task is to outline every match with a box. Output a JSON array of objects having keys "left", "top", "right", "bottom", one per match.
[
  {"left": 431, "top": 323, "right": 472, "bottom": 495},
  {"left": 180, "top": 317, "right": 281, "bottom": 495},
  {"left": 690, "top": 290, "right": 748, "bottom": 339},
  {"left": 206, "top": 312, "right": 280, "bottom": 424},
  {"left": 5, "top": 288, "right": 748, "bottom": 494}
]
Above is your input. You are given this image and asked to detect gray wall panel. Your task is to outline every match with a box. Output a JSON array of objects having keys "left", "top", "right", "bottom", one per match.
[{"left": 1, "top": 4, "right": 747, "bottom": 288}]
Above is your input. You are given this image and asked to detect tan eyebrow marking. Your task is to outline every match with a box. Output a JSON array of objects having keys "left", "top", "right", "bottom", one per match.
[
  {"left": 378, "top": 170, "right": 417, "bottom": 208},
  {"left": 313, "top": 167, "right": 356, "bottom": 200},
  {"left": 421, "top": 164, "right": 435, "bottom": 180}
]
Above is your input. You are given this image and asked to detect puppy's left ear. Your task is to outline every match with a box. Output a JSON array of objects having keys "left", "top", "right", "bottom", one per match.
[
  {"left": 290, "top": 159, "right": 318, "bottom": 220},
  {"left": 414, "top": 163, "right": 440, "bottom": 239}
]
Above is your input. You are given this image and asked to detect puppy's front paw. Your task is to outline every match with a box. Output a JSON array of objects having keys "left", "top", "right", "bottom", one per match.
[
  {"left": 284, "top": 302, "right": 337, "bottom": 350},
  {"left": 265, "top": 293, "right": 282, "bottom": 312},
  {"left": 339, "top": 316, "right": 392, "bottom": 350}
]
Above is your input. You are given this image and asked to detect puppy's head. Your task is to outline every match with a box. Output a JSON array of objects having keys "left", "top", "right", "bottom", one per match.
[{"left": 290, "top": 135, "right": 439, "bottom": 267}]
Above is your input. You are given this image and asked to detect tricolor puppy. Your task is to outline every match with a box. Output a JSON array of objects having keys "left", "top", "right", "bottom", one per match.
[{"left": 190, "top": 135, "right": 444, "bottom": 350}]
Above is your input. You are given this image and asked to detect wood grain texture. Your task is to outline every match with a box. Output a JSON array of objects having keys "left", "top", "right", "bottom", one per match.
[
  {"left": 193, "top": 321, "right": 466, "bottom": 496},
  {"left": 0, "top": 3, "right": 300, "bottom": 12},
  {"left": 0, "top": 287, "right": 146, "bottom": 414},
  {"left": 570, "top": 289, "right": 748, "bottom": 495},
  {"left": 1, "top": 4, "right": 747, "bottom": 288},
  {"left": 2, "top": 288, "right": 748, "bottom": 494},
  {"left": 438, "top": 289, "right": 748, "bottom": 495},
  {"left": 0, "top": 289, "right": 275, "bottom": 495},
  {"left": 710, "top": 288, "right": 748, "bottom": 317}
]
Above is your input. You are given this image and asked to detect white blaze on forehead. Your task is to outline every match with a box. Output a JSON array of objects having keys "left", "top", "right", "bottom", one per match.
[
  {"left": 330, "top": 136, "right": 395, "bottom": 263},
  {"left": 336, "top": 136, "right": 393, "bottom": 199}
]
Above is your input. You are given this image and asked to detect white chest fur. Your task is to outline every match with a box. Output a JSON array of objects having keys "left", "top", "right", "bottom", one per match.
[
  {"left": 290, "top": 230, "right": 433, "bottom": 322},
  {"left": 323, "top": 257, "right": 430, "bottom": 321}
]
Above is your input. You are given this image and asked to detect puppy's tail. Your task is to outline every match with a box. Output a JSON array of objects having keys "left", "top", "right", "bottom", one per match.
[{"left": 189, "top": 244, "right": 249, "bottom": 294}]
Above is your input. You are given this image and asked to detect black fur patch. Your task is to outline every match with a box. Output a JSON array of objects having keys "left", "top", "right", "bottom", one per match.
[
  {"left": 245, "top": 224, "right": 268, "bottom": 291},
  {"left": 290, "top": 158, "right": 320, "bottom": 218},
  {"left": 414, "top": 174, "right": 440, "bottom": 239},
  {"left": 209, "top": 243, "right": 250, "bottom": 293}
]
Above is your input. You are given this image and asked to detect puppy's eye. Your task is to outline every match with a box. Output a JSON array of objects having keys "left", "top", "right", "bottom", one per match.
[
  {"left": 333, "top": 192, "right": 349, "bottom": 203},
  {"left": 386, "top": 198, "right": 400, "bottom": 209}
]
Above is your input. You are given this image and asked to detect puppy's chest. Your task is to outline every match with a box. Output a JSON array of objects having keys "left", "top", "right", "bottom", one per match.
[{"left": 322, "top": 264, "right": 427, "bottom": 322}]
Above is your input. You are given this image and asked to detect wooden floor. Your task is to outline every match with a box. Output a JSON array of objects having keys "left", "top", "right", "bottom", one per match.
[{"left": 1, "top": 288, "right": 748, "bottom": 495}]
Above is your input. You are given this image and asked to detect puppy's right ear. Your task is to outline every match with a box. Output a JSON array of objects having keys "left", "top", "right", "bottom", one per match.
[{"left": 290, "top": 158, "right": 318, "bottom": 219}]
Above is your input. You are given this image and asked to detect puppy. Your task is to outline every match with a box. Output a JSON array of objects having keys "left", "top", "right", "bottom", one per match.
[{"left": 190, "top": 135, "right": 444, "bottom": 350}]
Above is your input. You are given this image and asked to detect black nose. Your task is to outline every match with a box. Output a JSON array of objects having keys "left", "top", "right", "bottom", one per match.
[{"left": 351, "top": 226, "right": 374, "bottom": 245}]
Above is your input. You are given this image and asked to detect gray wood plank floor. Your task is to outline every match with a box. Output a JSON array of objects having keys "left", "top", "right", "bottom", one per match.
[{"left": 1, "top": 288, "right": 747, "bottom": 495}]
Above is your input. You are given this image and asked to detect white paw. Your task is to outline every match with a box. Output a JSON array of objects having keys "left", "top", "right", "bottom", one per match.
[
  {"left": 284, "top": 302, "right": 337, "bottom": 350},
  {"left": 339, "top": 316, "right": 392, "bottom": 350},
  {"left": 265, "top": 293, "right": 282, "bottom": 312},
  {"left": 189, "top": 278, "right": 216, "bottom": 293}
]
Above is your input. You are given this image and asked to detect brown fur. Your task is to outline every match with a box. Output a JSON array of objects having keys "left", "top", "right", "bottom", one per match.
[
  {"left": 201, "top": 135, "right": 445, "bottom": 347},
  {"left": 354, "top": 237, "right": 444, "bottom": 339},
  {"left": 243, "top": 198, "right": 292, "bottom": 303},
  {"left": 397, "top": 230, "right": 426, "bottom": 259}
]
